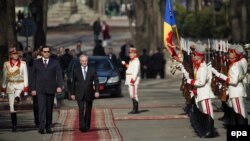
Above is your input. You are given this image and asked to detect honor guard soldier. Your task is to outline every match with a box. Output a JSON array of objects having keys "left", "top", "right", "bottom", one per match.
[
  {"left": 237, "top": 45, "right": 248, "bottom": 91},
  {"left": 212, "top": 44, "right": 248, "bottom": 125},
  {"left": 180, "top": 44, "right": 215, "bottom": 138},
  {"left": 1, "top": 49, "right": 29, "bottom": 132},
  {"left": 122, "top": 47, "right": 141, "bottom": 114}
]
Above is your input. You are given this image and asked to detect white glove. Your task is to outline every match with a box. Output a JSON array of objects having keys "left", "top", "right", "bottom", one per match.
[
  {"left": 187, "top": 79, "right": 192, "bottom": 84},
  {"left": 211, "top": 67, "right": 220, "bottom": 77},
  {"left": 177, "top": 63, "right": 187, "bottom": 73},
  {"left": 183, "top": 71, "right": 190, "bottom": 80},
  {"left": 219, "top": 74, "right": 228, "bottom": 81},
  {"left": 24, "top": 92, "right": 28, "bottom": 96},
  {"left": 121, "top": 61, "right": 126, "bottom": 65},
  {"left": 177, "top": 63, "right": 183, "bottom": 69},
  {"left": 207, "top": 62, "right": 212, "bottom": 69},
  {"left": 189, "top": 90, "right": 195, "bottom": 98}
]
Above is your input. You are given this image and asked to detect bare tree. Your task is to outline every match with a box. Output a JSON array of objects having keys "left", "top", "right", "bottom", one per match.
[
  {"left": 229, "top": 0, "right": 250, "bottom": 43},
  {"left": 29, "top": 0, "right": 48, "bottom": 50},
  {"left": 92, "top": 0, "right": 107, "bottom": 14},
  {"left": 128, "top": 0, "right": 164, "bottom": 52},
  {"left": 0, "top": 0, "right": 17, "bottom": 58}
]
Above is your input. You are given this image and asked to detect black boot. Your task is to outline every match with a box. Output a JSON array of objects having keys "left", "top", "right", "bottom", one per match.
[
  {"left": 190, "top": 105, "right": 204, "bottom": 137},
  {"left": 128, "top": 99, "right": 136, "bottom": 114},
  {"left": 201, "top": 115, "right": 214, "bottom": 138},
  {"left": 223, "top": 107, "right": 236, "bottom": 126},
  {"left": 236, "top": 113, "right": 248, "bottom": 125},
  {"left": 218, "top": 102, "right": 228, "bottom": 121},
  {"left": 134, "top": 101, "right": 139, "bottom": 114},
  {"left": 245, "top": 119, "right": 248, "bottom": 125},
  {"left": 183, "top": 104, "right": 191, "bottom": 115},
  {"left": 14, "top": 97, "right": 20, "bottom": 104},
  {"left": 11, "top": 113, "right": 17, "bottom": 132}
]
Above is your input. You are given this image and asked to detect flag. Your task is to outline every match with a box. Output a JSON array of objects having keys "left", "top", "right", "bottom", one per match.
[{"left": 164, "top": 0, "right": 178, "bottom": 59}]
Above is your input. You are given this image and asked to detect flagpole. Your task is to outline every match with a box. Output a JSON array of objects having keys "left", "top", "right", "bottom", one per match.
[{"left": 174, "top": 26, "right": 182, "bottom": 59}]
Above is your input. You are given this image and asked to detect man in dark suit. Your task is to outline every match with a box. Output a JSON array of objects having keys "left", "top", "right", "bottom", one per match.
[
  {"left": 107, "top": 47, "right": 117, "bottom": 66},
  {"left": 71, "top": 55, "right": 100, "bottom": 132},
  {"left": 31, "top": 46, "right": 63, "bottom": 134},
  {"left": 151, "top": 48, "right": 165, "bottom": 79},
  {"left": 93, "top": 40, "right": 106, "bottom": 56},
  {"left": 139, "top": 49, "right": 150, "bottom": 79}
]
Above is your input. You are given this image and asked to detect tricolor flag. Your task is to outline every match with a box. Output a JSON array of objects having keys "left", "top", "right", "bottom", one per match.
[{"left": 164, "top": 0, "right": 178, "bottom": 59}]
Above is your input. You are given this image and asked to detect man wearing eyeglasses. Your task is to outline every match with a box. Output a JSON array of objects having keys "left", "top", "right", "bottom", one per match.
[{"left": 30, "top": 46, "right": 63, "bottom": 134}]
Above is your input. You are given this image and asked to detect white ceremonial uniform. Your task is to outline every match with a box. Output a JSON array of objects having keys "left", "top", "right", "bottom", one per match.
[
  {"left": 2, "top": 61, "right": 28, "bottom": 112},
  {"left": 226, "top": 61, "right": 248, "bottom": 118},
  {"left": 188, "top": 61, "right": 215, "bottom": 118},
  {"left": 125, "top": 57, "right": 140, "bottom": 101},
  {"left": 239, "top": 58, "right": 248, "bottom": 91}
]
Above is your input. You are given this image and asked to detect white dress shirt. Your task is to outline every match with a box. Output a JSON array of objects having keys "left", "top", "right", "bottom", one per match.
[{"left": 42, "top": 58, "right": 49, "bottom": 64}]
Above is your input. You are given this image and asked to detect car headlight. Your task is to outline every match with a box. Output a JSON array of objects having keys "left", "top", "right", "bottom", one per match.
[{"left": 107, "top": 76, "right": 119, "bottom": 83}]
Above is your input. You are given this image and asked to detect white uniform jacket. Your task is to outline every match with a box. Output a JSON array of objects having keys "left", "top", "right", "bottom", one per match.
[
  {"left": 125, "top": 58, "right": 140, "bottom": 85},
  {"left": 239, "top": 58, "right": 248, "bottom": 88},
  {"left": 227, "top": 61, "right": 246, "bottom": 98},
  {"left": 188, "top": 62, "right": 215, "bottom": 102},
  {"left": 2, "top": 61, "right": 28, "bottom": 94}
]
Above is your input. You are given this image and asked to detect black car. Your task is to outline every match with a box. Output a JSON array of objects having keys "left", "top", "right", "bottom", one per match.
[{"left": 65, "top": 56, "right": 122, "bottom": 98}]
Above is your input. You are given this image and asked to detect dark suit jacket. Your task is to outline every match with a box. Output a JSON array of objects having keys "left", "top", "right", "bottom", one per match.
[
  {"left": 107, "top": 54, "right": 117, "bottom": 66},
  {"left": 72, "top": 66, "right": 99, "bottom": 101},
  {"left": 151, "top": 52, "right": 165, "bottom": 70},
  {"left": 31, "top": 58, "right": 63, "bottom": 94}
]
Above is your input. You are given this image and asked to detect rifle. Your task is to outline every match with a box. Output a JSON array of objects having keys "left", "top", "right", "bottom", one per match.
[
  {"left": 178, "top": 39, "right": 193, "bottom": 105},
  {"left": 182, "top": 39, "right": 194, "bottom": 105},
  {"left": 211, "top": 40, "right": 221, "bottom": 96},
  {"left": 220, "top": 41, "right": 229, "bottom": 102}
]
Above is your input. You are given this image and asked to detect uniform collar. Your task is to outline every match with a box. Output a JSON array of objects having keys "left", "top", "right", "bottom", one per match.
[
  {"left": 193, "top": 59, "right": 204, "bottom": 69},
  {"left": 130, "top": 56, "right": 137, "bottom": 62},
  {"left": 9, "top": 58, "right": 21, "bottom": 67},
  {"left": 229, "top": 57, "right": 240, "bottom": 66}
]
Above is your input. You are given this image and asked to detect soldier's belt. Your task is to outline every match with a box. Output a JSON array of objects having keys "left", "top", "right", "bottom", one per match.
[
  {"left": 7, "top": 80, "right": 24, "bottom": 83},
  {"left": 126, "top": 73, "right": 132, "bottom": 75}
]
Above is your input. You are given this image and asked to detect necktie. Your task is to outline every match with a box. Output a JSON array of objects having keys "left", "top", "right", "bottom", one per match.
[
  {"left": 44, "top": 59, "right": 48, "bottom": 68},
  {"left": 83, "top": 66, "right": 87, "bottom": 80}
]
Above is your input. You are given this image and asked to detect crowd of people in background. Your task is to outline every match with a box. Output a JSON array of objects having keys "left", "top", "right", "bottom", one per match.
[
  {"left": 118, "top": 39, "right": 168, "bottom": 80},
  {"left": 17, "top": 37, "right": 168, "bottom": 85},
  {"left": 92, "top": 17, "right": 111, "bottom": 47}
]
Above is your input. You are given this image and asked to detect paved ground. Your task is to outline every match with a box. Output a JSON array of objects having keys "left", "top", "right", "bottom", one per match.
[{"left": 1, "top": 75, "right": 249, "bottom": 141}]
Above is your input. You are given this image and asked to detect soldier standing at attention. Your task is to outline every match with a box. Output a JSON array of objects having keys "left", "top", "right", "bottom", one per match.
[
  {"left": 180, "top": 44, "right": 215, "bottom": 138},
  {"left": 212, "top": 44, "right": 248, "bottom": 125},
  {"left": 1, "top": 49, "right": 29, "bottom": 132},
  {"left": 122, "top": 47, "right": 141, "bottom": 114}
]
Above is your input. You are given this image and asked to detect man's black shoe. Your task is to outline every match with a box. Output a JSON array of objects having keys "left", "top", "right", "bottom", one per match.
[
  {"left": 79, "top": 128, "right": 88, "bottom": 132},
  {"left": 86, "top": 126, "right": 90, "bottom": 130},
  {"left": 46, "top": 129, "right": 52, "bottom": 134},
  {"left": 38, "top": 130, "right": 45, "bottom": 134},
  {"left": 128, "top": 110, "right": 139, "bottom": 114}
]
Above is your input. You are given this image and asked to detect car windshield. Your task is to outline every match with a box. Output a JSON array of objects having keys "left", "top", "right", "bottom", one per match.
[{"left": 89, "top": 59, "right": 113, "bottom": 70}]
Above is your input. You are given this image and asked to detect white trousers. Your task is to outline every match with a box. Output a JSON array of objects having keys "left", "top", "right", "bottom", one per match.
[
  {"left": 229, "top": 97, "right": 248, "bottom": 119},
  {"left": 7, "top": 89, "right": 22, "bottom": 113},
  {"left": 128, "top": 85, "right": 139, "bottom": 101},
  {"left": 197, "top": 99, "right": 214, "bottom": 119}
]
